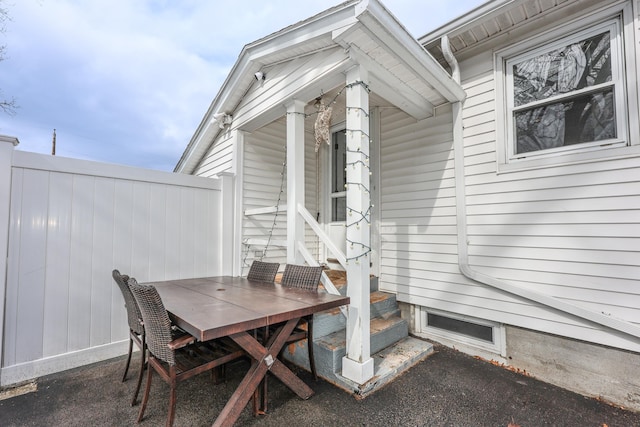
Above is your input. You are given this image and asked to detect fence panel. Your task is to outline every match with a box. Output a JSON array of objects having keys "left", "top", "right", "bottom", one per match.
[{"left": 1, "top": 150, "right": 231, "bottom": 385}]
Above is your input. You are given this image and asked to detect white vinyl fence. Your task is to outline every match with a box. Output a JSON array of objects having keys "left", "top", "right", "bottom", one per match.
[{"left": 0, "top": 139, "right": 234, "bottom": 386}]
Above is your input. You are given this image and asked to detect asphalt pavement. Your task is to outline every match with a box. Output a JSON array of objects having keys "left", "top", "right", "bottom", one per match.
[{"left": 1, "top": 341, "right": 638, "bottom": 426}]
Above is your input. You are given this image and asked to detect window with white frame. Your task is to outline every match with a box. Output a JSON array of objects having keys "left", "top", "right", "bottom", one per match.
[
  {"left": 419, "top": 308, "right": 505, "bottom": 355},
  {"left": 496, "top": 6, "right": 637, "bottom": 170}
]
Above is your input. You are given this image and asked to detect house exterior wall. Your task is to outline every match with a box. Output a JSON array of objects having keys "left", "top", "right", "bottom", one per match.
[
  {"left": 378, "top": 105, "right": 462, "bottom": 302},
  {"left": 457, "top": 0, "right": 640, "bottom": 351},
  {"left": 394, "top": 0, "right": 640, "bottom": 410},
  {"left": 2, "top": 150, "right": 229, "bottom": 386},
  {"left": 376, "top": 107, "right": 588, "bottom": 345}
]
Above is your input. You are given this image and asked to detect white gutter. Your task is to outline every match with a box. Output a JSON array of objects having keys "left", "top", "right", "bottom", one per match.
[
  {"left": 443, "top": 35, "right": 640, "bottom": 341},
  {"left": 419, "top": 0, "right": 515, "bottom": 43}
]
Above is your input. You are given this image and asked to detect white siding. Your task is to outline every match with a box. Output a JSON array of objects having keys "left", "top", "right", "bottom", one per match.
[
  {"left": 379, "top": 106, "right": 463, "bottom": 303},
  {"left": 242, "top": 121, "right": 289, "bottom": 270},
  {"left": 240, "top": 119, "right": 321, "bottom": 272},
  {"left": 379, "top": 89, "right": 640, "bottom": 351},
  {"left": 462, "top": 63, "right": 640, "bottom": 342},
  {"left": 193, "top": 132, "right": 235, "bottom": 177}
]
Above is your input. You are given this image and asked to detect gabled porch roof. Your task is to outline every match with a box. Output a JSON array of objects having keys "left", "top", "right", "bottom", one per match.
[{"left": 175, "top": 0, "right": 465, "bottom": 175}]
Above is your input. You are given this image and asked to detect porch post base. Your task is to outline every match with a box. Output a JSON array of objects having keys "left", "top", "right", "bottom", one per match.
[{"left": 341, "top": 356, "right": 374, "bottom": 385}]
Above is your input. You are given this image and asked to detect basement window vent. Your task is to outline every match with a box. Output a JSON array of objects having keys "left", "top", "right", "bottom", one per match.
[
  {"left": 420, "top": 309, "right": 505, "bottom": 355},
  {"left": 427, "top": 313, "right": 493, "bottom": 342}
]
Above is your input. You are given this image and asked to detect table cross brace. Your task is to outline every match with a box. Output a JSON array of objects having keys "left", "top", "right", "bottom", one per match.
[{"left": 212, "top": 317, "right": 314, "bottom": 427}]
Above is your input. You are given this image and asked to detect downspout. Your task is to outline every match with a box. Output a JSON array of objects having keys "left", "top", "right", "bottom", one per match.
[{"left": 442, "top": 36, "right": 640, "bottom": 341}]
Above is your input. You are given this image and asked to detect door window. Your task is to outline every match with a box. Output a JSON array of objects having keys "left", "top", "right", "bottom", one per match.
[{"left": 331, "top": 130, "right": 346, "bottom": 222}]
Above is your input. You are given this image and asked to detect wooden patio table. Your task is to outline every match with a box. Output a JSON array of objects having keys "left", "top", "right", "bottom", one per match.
[{"left": 146, "top": 276, "right": 350, "bottom": 427}]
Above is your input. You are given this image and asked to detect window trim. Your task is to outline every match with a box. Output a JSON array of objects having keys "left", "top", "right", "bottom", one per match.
[
  {"left": 418, "top": 307, "right": 506, "bottom": 356},
  {"left": 494, "top": 1, "right": 638, "bottom": 173}
]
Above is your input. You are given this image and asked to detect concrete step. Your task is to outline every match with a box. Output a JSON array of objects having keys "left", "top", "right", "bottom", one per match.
[
  {"left": 332, "top": 336, "right": 435, "bottom": 397},
  {"left": 282, "top": 314, "right": 408, "bottom": 377},
  {"left": 281, "top": 269, "right": 425, "bottom": 397},
  {"left": 312, "top": 291, "right": 401, "bottom": 339}
]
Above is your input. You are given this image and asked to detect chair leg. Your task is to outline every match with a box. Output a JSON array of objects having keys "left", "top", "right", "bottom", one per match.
[
  {"left": 262, "top": 325, "right": 269, "bottom": 411},
  {"left": 137, "top": 361, "right": 153, "bottom": 423},
  {"left": 131, "top": 343, "right": 146, "bottom": 406},
  {"left": 307, "top": 316, "right": 317, "bottom": 381},
  {"left": 122, "top": 336, "right": 134, "bottom": 382},
  {"left": 211, "top": 364, "right": 225, "bottom": 384},
  {"left": 167, "top": 370, "right": 178, "bottom": 427}
]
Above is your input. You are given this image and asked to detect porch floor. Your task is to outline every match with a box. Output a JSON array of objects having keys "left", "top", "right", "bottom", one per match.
[{"left": 2, "top": 342, "right": 638, "bottom": 426}]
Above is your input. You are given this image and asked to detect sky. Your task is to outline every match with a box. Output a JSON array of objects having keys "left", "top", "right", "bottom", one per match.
[{"left": 0, "top": 0, "right": 487, "bottom": 172}]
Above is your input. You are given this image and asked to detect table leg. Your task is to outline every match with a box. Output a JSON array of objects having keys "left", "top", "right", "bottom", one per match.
[{"left": 212, "top": 318, "right": 315, "bottom": 427}]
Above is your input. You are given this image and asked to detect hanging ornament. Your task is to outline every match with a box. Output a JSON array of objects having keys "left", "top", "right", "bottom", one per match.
[{"left": 314, "top": 98, "right": 333, "bottom": 152}]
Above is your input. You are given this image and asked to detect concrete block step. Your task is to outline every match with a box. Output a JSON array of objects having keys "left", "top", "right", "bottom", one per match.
[
  {"left": 282, "top": 315, "right": 408, "bottom": 378},
  {"left": 329, "top": 336, "right": 435, "bottom": 397},
  {"left": 312, "top": 291, "right": 401, "bottom": 339}
]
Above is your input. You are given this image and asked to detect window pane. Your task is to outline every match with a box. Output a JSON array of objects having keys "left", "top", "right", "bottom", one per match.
[
  {"left": 332, "top": 131, "right": 346, "bottom": 193},
  {"left": 331, "top": 130, "right": 347, "bottom": 222},
  {"left": 332, "top": 197, "right": 346, "bottom": 222},
  {"left": 515, "top": 87, "right": 616, "bottom": 154},
  {"left": 513, "top": 31, "right": 611, "bottom": 107},
  {"left": 427, "top": 313, "right": 494, "bottom": 343}
]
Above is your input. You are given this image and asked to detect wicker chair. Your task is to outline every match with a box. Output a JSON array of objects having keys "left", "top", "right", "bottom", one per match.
[
  {"left": 279, "top": 264, "right": 324, "bottom": 380},
  {"left": 246, "top": 260, "right": 280, "bottom": 413},
  {"left": 247, "top": 260, "right": 280, "bottom": 282},
  {"left": 128, "top": 278, "right": 244, "bottom": 427},
  {"left": 112, "top": 269, "right": 146, "bottom": 406}
]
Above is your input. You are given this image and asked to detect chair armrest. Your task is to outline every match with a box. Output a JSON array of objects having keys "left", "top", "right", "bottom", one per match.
[{"left": 168, "top": 333, "right": 196, "bottom": 350}]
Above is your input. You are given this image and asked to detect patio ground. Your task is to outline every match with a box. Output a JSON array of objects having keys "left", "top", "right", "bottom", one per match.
[{"left": 1, "top": 341, "right": 638, "bottom": 426}]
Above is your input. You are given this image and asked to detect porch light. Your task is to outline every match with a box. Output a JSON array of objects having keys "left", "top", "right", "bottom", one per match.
[{"left": 212, "top": 112, "right": 233, "bottom": 129}]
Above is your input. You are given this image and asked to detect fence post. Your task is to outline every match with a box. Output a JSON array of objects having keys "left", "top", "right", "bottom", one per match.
[{"left": 0, "top": 135, "right": 19, "bottom": 385}]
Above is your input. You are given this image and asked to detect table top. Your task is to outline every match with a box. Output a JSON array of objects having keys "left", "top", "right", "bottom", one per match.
[{"left": 146, "top": 276, "right": 350, "bottom": 342}]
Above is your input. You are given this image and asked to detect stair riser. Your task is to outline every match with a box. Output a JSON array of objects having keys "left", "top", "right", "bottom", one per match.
[
  {"left": 313, "top": 292, "right": 400, "bottom": 339},
  {"left": 333, "top": 277, "right": 378, "bottom": 295}
]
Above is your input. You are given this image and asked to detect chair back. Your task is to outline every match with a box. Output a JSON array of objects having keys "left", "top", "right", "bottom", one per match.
[
  {"left": 128, "top": 278, "right": 176, "bottom": 365},
  {"left": 280, "top": 264, "right": 323, "bottom": 291},
  {"left": 247, "top": 261, "right": 280, "bottom": 283},
  {"left": 112, "top": 269, "right": 144, "bottom": 335}
]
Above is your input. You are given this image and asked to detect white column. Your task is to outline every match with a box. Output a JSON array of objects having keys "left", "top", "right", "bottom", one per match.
[
  {"left": 285, "top": 99, "right": 306, "bottom": 264},
  {"left": 341, "top": 67, "right": 374, "bottom": 384},
  {"left": 218, "top": 172, "right": 235, "bottom": 276},
  {"left": 231, "top": 130, "right": 245, "bottom": 277},
  {"left": 0, "top": 136, "right": 19, "bottom": 385}
]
